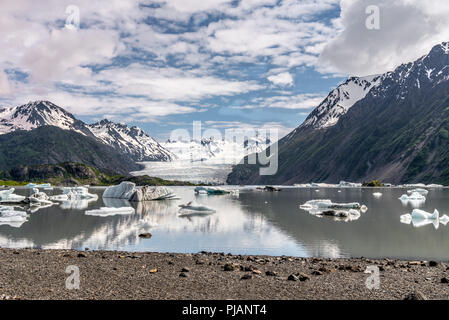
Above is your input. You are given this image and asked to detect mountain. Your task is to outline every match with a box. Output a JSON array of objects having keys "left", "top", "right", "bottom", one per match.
[
  {"left": 0, "top": 101, "right": 93, "bottom": 136},
  {"left": 162, "top": 135, "right": 271, "bottom": 163},
  {"left": 0, "top": 126, "right": 140, "bottom": 174},
  {"left": 227, "top": 42, "right": 449, "bottom": 185},
  {"left": 0, "top": 100, "right": 173, "bottom": 162},
  {"left": 88, "top": 119, "right": 173, "bottom": 162}
]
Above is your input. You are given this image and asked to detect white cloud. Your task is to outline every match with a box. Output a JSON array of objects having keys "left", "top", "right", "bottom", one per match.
[
  {"left": 319, "top": 0, "right": 449, "bottom": 76},
  {"left": 251, "top": 93, "right": 326, "bottom": 109},
  {"left": 0, "top": 70, "right": 11, "bottom": 96},
  {"left": 267, "top": 72, "right": 294, "bottom": 87}
]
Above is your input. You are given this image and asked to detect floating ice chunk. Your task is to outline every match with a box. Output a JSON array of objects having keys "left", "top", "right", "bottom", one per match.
[
  {"left": 85, "top": 207, "right": 135, "bottom": 217},
  {"left": 300, "top": 199, "right": 362, "bottom": 210},
  {"left": 407, "top": 188, "right": 429, "bottom": 195},
  {"left": 103, "top": 182, "right": 137, "bottom": 199},
  {"left": 129, "top": 186, "right": 177, "bottom": 202},
  {"left": 0, "top": 188, "right": 26, "bottom": 203},
  {"left": 399, "top": 192, "right": 426, "bottom": 201},
  {"left": 63, "top": 187, "right": 98, "bottom": 200},
  {"left": 49, "top": 194, "right": 69, "bottom": 201},
  {"left": 339, "top": 181, "right": 362, "bottom": 188},
  {"left": 373, "top": 192, "right": 383, "bottom": 198},
  {"left": 24, "top": 189, "right": 54, "bottom": 206},
  {"left": 178, "top": 201, "right": 216, "bottom": 213},
  {"left": 440, "top": 215, "right": 449, "bottom": 226},
  {"left": 194, "top": 186, "right": 230, "bottom": 195},
  {"left": 426, "top": 184, "right": 444, "bottom": 189},
  {"left": 412, "top": 209, "right": 439, "bottom": 220},
  {"left": 400, "top": 214, "right": 412, "bottom": 224}
]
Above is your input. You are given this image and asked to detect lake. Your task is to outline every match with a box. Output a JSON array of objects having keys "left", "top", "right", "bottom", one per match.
[{"left": 1, "top": 186, "right": 449, "bottom": 261}]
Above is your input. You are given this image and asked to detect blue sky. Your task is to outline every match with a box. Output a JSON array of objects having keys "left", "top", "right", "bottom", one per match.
[{"left": 0, "top": 0, "right": 448, "bottom": 141}]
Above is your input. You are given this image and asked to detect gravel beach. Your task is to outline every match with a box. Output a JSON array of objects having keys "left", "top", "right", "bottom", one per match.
[{"left": 1, "top": 248, "right": 449, "bottom": 300}]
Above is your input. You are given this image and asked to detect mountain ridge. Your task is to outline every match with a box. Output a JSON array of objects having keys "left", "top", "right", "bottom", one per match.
[{"left": 227, "top": 41, "right": 449, "bottom": 185}]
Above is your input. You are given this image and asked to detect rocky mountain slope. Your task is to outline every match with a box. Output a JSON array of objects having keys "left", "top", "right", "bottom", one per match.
[
  {"left": 0, "top": 126, "right": 140, "bottom": 174},
  {"left": 227, "top": 42, "right": 449, "bottom": 185}
]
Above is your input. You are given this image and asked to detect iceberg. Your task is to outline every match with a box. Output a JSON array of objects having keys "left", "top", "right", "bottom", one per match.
[
  {"left": 299, "top": 199, "right": 366, "bottom": 222},
  {"left": 300, "top": 199, "right": 362, "bottom": 210},
  {"left": 407, "top": 188, "right": 429, "bottom": 195},
  {"left": 399, "top": 192, "right": 426, "bottom": 201},
  {"left": 194, "top": 186, "right": 230, "bottom": 195},
  {"left": 62, "top": 187, "right": 98, "bottom": 200},
  {"left": 103, "top": 182, "right": 177, "bottom": 202},
  {"left": 0, "top": 188, "right": 26, "bottom": 203},
  {"left": 411, "top": 209, "right": 439, "bottom": 220},
  {"left": 24, "top": 188, "right": 54, "bottom": 206},
  {"left": 400, "top": 210, "right": 441, "bottom": 229},
  {"left": 129, "top": 186, "right": 177, "bottom": 202},
  {"left": 373, "top": 192, "right": 383, "bottom": 198},
  {"left": 178, "top": 201, "right": 216, "bottom": 213},
  {"left": 85, "top": 207, "right": 135, "bottom": 217},
  {"left": 440, "top": 215, "right": 449, "bottom": 226},
  {"left": 339, "top": 181, "right": 362, "bottom": 188}
]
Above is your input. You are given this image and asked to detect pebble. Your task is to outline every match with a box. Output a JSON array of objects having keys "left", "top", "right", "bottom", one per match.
[
  {"left": 138, "top": 233, "right": 152, "bottom": 239},
  {"left": 179, "top": 272, "right": 188, "bottom": 278},
  {"left": 181, "top": 267, "right": 190, "bottom": 272},
  {"left": 241, "top": 274, "right": 252, "bottom": 280},
  {"left": 266, "top": 271, "right": 278, "bottom": 276}
]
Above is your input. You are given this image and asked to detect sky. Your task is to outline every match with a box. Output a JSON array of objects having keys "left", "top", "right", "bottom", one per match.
[{"left": 0, "top": 0, "right": 449, "bottom": 141}]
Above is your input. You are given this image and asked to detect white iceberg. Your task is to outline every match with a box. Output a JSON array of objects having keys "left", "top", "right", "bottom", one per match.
[
  {"left": 24, "top": 188, "right": 54, "bottom": 206},
  {"left": 62, "top": 187, "right": 98, "bottom": 200},
  {"left": 399, "top": 192, "right": 426, "bottom": 201},
  {"left": 103, "top": 182, "right": 177, "bottom": 202},
  {"left": 194, "top": 186, "right": 230, "bottom": 195},
  {"left": 339, "top": 181, "right": 362, "bottom": 188},
  {"left": 373, "top": 192, "right": 383, "bottom": 198},
  {"left": 411, "top": 209, "right": 439, "bottom": 220},
  {"left": 178, "top": 201, "right": 216, "bottom": 213},
  {"left": 407, "top": 188, "right": 429, "bottom": 196},
  {"left": 85, "top": 207, "right": 135, "bottom": 217},
  {"left": 300, "top": 199, "right": 362, "bottom": 210},
  {"left": 0, "top": 188, "right": 26, "bottom": 203}
]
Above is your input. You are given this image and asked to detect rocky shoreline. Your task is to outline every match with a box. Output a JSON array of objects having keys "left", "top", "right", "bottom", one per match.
[{"left": 1, "top": 248, "right": 449, "bottom": 300}]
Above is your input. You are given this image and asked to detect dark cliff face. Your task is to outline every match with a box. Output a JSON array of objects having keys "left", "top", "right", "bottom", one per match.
[
  {"left": 0, "top": 126, "right": 140, "bottom": 175},
  {"left": 227, "top": 42, "right": 449, "bottom": 185}
]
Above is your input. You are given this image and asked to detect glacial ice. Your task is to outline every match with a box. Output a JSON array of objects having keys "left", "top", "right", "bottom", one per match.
[
  {"left": 407, "top": 188, "right": 429, "bottom": 195},
  {"left": 178, "top": 201, "right": 216, "bottom": 213},
  {"left": 24, "top": 188, "right": 54, "bottom": 206},
  {"left": 194, "top": 186, "right": 230, "bottom": 195},
  {"left": 299, "top": 199, "right": 366, "bottom": 222},
  {"left": 373, "top": 192, "right": 383, "bottom": 198},
  {"left": 0, "top": 188, "right": 26, "bottom": 203},
  {"left": 400, "top": 209, "right": 447, "bottom": 229},
  {"left": 85, "top": 207, "right": 135, "bottom": 217},
  {"left": 103, "top": 182, "right": 177, "bottom": 201},
  {"left": 399, "top": 192, "right": 426, "bottom": 201},
  {"left": 62, "top": 187, "right": 98, "bottom": 200}
]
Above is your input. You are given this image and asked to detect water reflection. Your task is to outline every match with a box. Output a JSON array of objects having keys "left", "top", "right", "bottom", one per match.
[{"left": 2, "top": 187, "right": 449, "bottom": 260}]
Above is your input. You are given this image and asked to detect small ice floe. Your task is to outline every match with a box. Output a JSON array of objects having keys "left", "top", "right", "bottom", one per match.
[
  {"left": 85, "top": 207, "right": 135, "bottom": 217},
  {"left": 178, "top": 201, "right": 216, "bottom": 216},
  {"left": 0, "top": 188, "right": 26, "bottom": 203},
  {"left": 49, "top": 194, "right": 69, "bottom": 201},
  {"left": 103, "top": 182, "right": 177, "bottom": 201},
  {"left": 195, "top": 186, "right": 230, "bottom": 195},
  {"left": 400, "top": 209, "right": 444, "bottom": 229},
  {"left": 0, "top": 206, "right": 28, "bottom": 227},
  {"left": 407, "top": 188, "right": 429, "bottom": 196},
  {"left": 373, "top": 192, "right": 383, "bottom": 198},
  {"left": 300, "top": 200, "right": 366, "bottom": 222},
  {"left": 339, "top": 181, "right": 362, "bottom": 188},
  {"left": 63, "top": 187, "right": 98, "bottom": 200},
  {"left": 23, "top": 188, "right": 54, "bottom": 206},
  {"left": 399, "top": 192, "right": 426, "bottom": 201},
  {"left": 426, "top": 184, "right": 444, "bottom": 189}
]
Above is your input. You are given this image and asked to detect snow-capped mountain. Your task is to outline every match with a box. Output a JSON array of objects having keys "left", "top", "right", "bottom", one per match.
[
  {"left": 88, "top": 119, "right": 174, "bottom": 162},
  {"left": 0, "top": 100, "right": 174, "bottom": 162},
  {"left": 228, "top": 41, "right": 449, "bottom": 185},
  {"left": 0, "top": 101, "right": 92, "bottom": 136},
  {"left": 300, "top": 75, "right": 382, "bottom": 130},
  {"left": 163, "top": 135, "right": 271, "bottom": 163}
]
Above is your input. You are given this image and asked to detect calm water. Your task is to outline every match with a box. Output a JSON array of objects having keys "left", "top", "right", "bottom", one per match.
[{"left": 2, "top": 187, "right": 449, "bottom": 260}]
